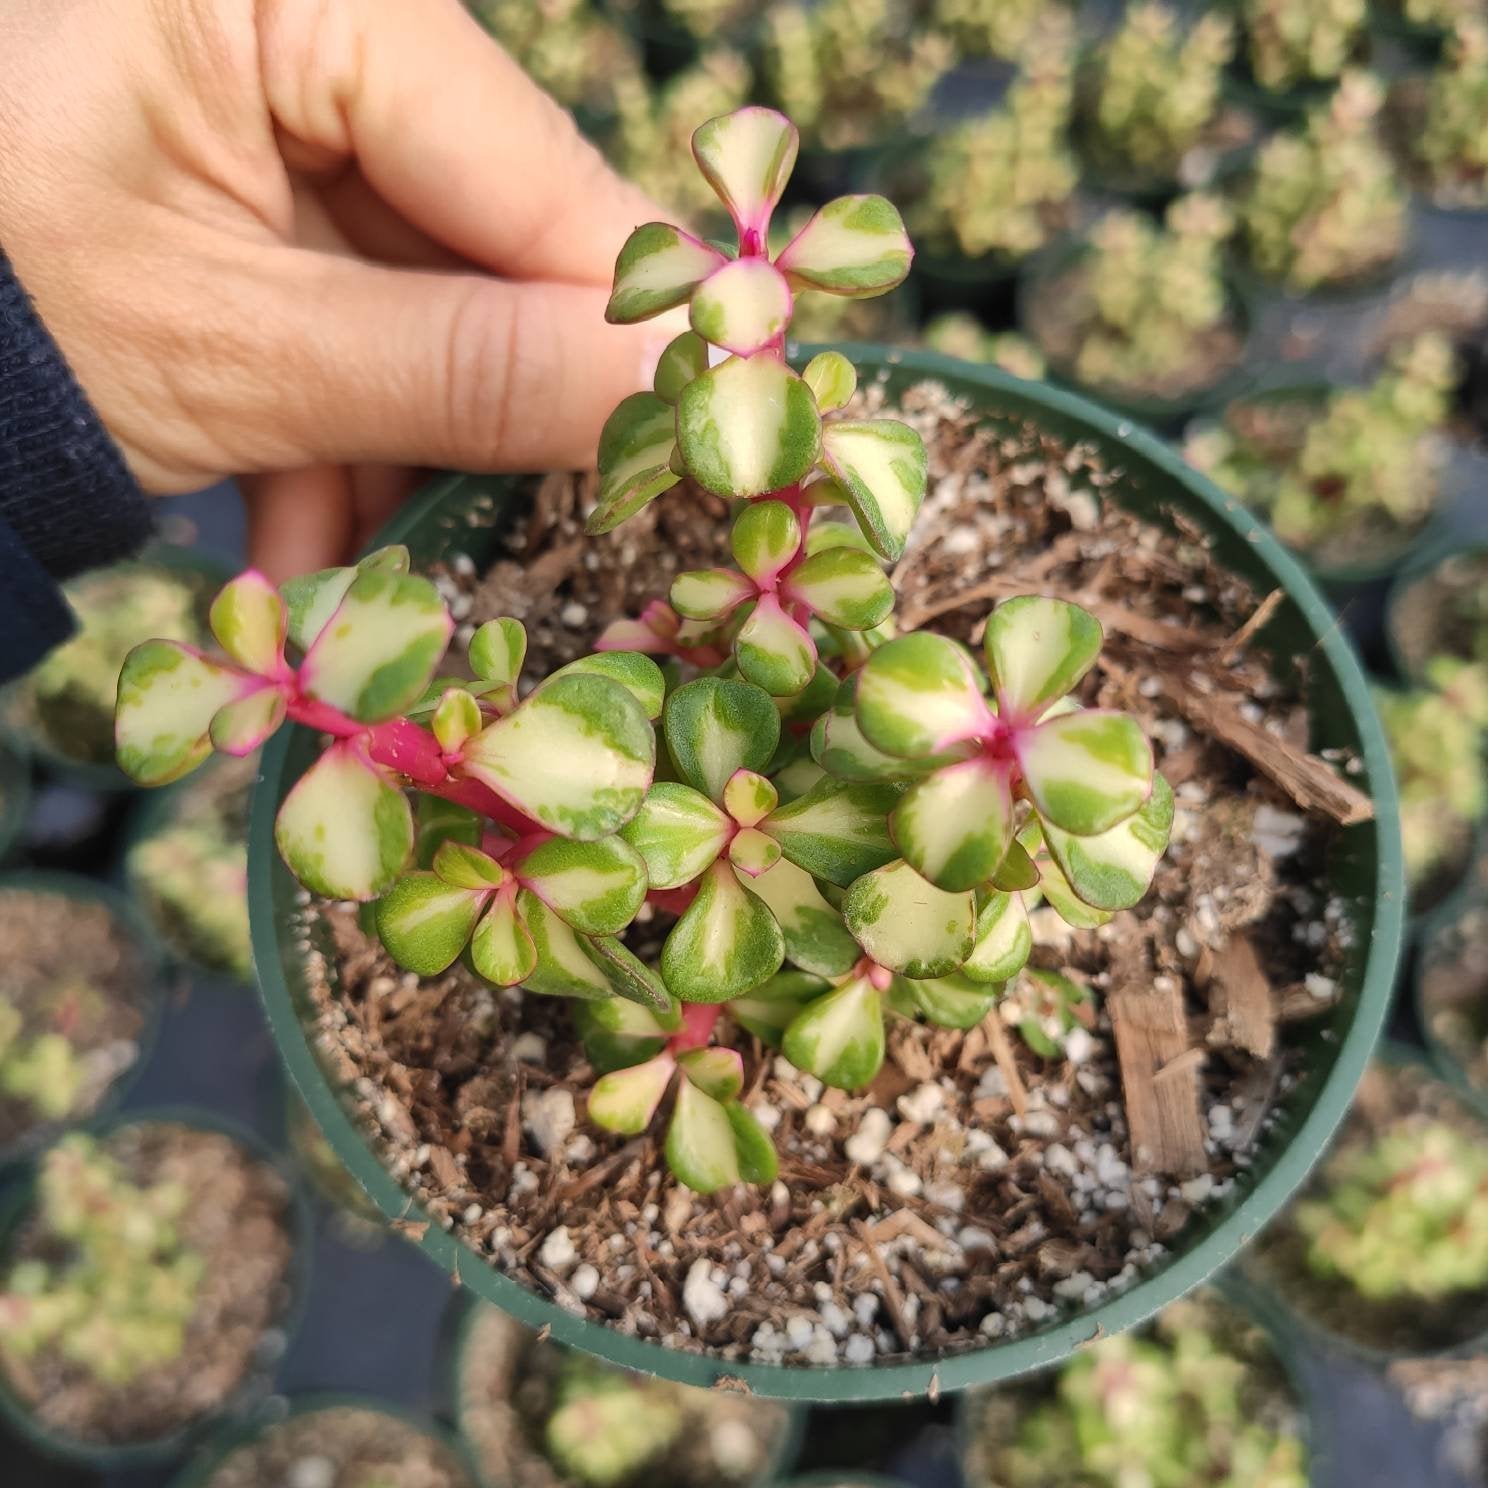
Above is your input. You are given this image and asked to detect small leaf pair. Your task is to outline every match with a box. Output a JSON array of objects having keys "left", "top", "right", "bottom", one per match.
[{"left": 593, "top": 599, "right": 729, "bottom": 670}]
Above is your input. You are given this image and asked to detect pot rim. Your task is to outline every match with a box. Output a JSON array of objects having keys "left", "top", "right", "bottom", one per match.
[
  {"left": 248, "top": 346, "right": 1403, "bottom": 1401},
  {"left": 1383, "top": 538, "right": 1488, "bottom": 686}
]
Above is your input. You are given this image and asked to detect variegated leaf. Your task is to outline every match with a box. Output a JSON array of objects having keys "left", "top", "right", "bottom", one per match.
[
  {"left": 469, "top": 892, "right": 539, "bottom": 985},
  {"left": 274, "top": 743, "right": 412, "bottom": 901},
  {"left": 677, "top": 355, "right": 821, "bottom": 499},
  {"left": 468, "top": 617, "right": 526, "bottom": 692},
  {"left": 209, "top": 685, "right": 287, "bottom": 757},
  {"left": 374, "top": 873, "right": 485, "bottom": 975},
  {"left": 518, "top": 889, "right": 616, "bottom": 999},
  {"left": 890, "top": 973, "right": 999, "bottom": 1031},
  {"left": 842, "top": 859, "right": 975, "bottom": 979},
  {"left": 1017, "top": 709, "right": 1152, "bottom": 837},
  {"left": 810, "top": 675, "right": 945, "bottom": 783},
  {"left": 115, "top": 641, "right": 252, "bottom": 786},
  {"left": 671, "top": 568, "right": 755, "bottom": 622},
  {"left": 989, "top": 839, "right": 1039, "bottom": 892},
  {"left": 654, "top": 330, "right": 710, "bottom": 405},
  {"left": 691, "top": 106, "right": 798, "bottom": 236},
  {"left": 819, "top": 420, "right": 927, "bottom": 562},
  {"left": 785, "top": 547, "right": 893, "bottom": 630},
  {"left": 730, "top": 499, "right": 801, "bottom": 586},
  {"left": 432, "top": 687, "right": 482, "bottom": 754},
  {"left": 515, "top": 835, "right": 648, "bottom": 936},
  {"left": 782, "top": 974, "right": 884, "bottom": 1090},
  {"left": 582, "top": 934, "right": 674, "bottom": 1016},
  {"left": 730, "top": 969, "right": 829, "bottom": 1044},
  {"left": 984, "top": 596, "right": 1103, "bottom": 722},
  {"left": 961, "top": 891, "right": 1032, "bottom": 984},
  {"left": 661, "top": 860, "right": 784, "bottom": 1004},
  {"left": 413, "top": 797, "right": 481, "bottom": 868},
  {"left": 677, "top": 1046, "right": 744, "bottom": 1102},
  {"left": 1042, "top": 772, "right": 1173, "bottom": 912},
  {"left": 298, "top": 569, "right": 453, "bottom": 724},
  {"left": 622, "top": 781, "right": 731, "bottom": 888},
  {"left": 774, "top": 663, "right": 838, "bottom": 731},
  {"left": 605, "top": 223, "right": 725, "bottom": 324},
  {"left": 691, "top": 258, "right": 793, "bottom": 355},
  {"left": 773, "top": 753, "right": 827, "bottom": 804},
  {"left": 432, "top": 840, "right": 505, "bottom": 889},
  {"left": 775, "top": 194, "right": 913, "bottom": 298},
  {"left": 724, "top": 769, "right": 776, "bottom": 826},
  {"left": 726, "top": 1103, "right": 778, "bottom": 1184},
  {"left": 666, "top": 1077, "right": 742, "bottom": 1192},
  {"left": 1035, "top": 853, "right": 1113, "bottom": 930},
  {"left": 728, "top": 826, "right": 782, "bottom": 876},
  {"left": 209, "top": 570, "right": 286, "bottom": 676},
  {"left": 576, "top": 995, "right": 679, "bottom": 1074},
  {"left": 590, "top": 1053, "right": 675, "bottom": 1135},
  {"left": 461, "top": 674, "right": 655, "bottom": 839},
  {"left": 589, "top": 392, "right": 682, "bottom": 535},
  {"left": 664, "top": 677, "right": 780, "bottom": 804},
  {"left": 891, "top": 758, "right": 1015, "bottom": 892},
  {"left": 856, "top": 632, "right": 988, "bottom": 759},
  {"left": 761, "top": 777, "right": 899, "bottom": 887},
  {"left": 279, "top": 546, "right": 408, "bottom": 654},
  {"left": 802, "top": 351, "right": 857, "bottom": 413},
  {"left": 736, "top": 594, "right": 817, "bottom": 697},
  {"left": 747, "top": 858, "right": 858, "bottom": 976},
  {"left": 546, "top": 652, "right": 666, "bottom": 723}
]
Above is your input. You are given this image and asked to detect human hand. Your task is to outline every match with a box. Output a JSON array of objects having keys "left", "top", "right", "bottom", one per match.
[{"left": 0, "top": 0, "right": 671, "bottom": 577}]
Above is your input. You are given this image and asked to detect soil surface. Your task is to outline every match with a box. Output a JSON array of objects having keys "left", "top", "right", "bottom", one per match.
[
  {"left": 458, "top": 1304, "right": 793, "bottom": 1488},
  {"left": 0, "top": 886, "right": 153, "bottom": 1154},
  {"left": 1419, "top": 893, "right": 1488, "bottom": 1094},
  {"left": 199, "top": 1405, "right": 473, "bottom": 1488},
  {"left": 300, "top": 379, "right": 1364, "bottom": 1370},
  {"left": 0, "top": 1122, "right": 297, "bottom": 1445},
  {"left": 1248, "top": 1058, "right": 1488, "bottom": 1355}
]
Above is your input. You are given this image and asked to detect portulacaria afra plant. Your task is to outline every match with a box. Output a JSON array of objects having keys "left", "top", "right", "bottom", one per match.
[{"left": 114, "top": 108, "right": 1171, "bottom": 1195}]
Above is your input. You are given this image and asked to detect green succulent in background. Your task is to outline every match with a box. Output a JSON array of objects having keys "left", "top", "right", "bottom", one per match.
[
  {"left": 651, "top": 0, "right": 755, "bottom": 42},
  {"left": 763, "top": 0, "right": 954, "bottom": 152},
  {"left": 1297, "top": 1119, "right": 1488, "bottom": 1301},
  {"left": 0, "top": 1135, "right": 203, "bottom": 1386},
  {"left": 1084, "top": 3, "right": 1236, "bottom": 180},
  {"left": 1185, "top": 334, "right": 1455, "bottom": 559},
  {"left": 1241, "top": 0, "right": 1365, "bottom": 92},
  {"left": 544, "top": 1352, "right": 686, "bottom": 1486},
  {"left": 928, "top": 0, "right": 1067, "bottom": 61},
  {"left": 1240, "top": 70, "right": 1407, "bottom": 292},
  {"left": 922, "top": 313, "right": 1048, "bottom": 379},
  {"left": 1376, "top": 662, "right": 1488, "bottom": 894},
  {"left": 907, "top": 30, "right": 1077, "bottom": 261},
  {"left": 1398, "top": 0, "right": 1487, "bottom": 30},
  {"left": 1416, "top": 20, "right": 1488, "bottom": 210},
  {"left": 996, "top": 1302, "right": 1308, "bottom": 1488},
  {"left": 0, "top": 1003, "right": 85, "bottom": 1122}
]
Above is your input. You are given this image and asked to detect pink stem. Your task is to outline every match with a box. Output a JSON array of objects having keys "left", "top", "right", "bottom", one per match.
[{"left": 668, "top": 1002, "right": 722, "bottom": 1054}]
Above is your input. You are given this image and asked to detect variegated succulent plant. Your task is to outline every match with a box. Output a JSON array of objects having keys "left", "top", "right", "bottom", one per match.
[{"left": 113, "top": 109, "right": 1169, "bottom": 1196}]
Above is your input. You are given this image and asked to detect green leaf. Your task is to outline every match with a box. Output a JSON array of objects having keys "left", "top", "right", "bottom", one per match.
[
  {"left": 810, "top": 674, "right": 947, "bottom": 783},
  {"left": 661, "top": 860, "right": 784, "bottom": 1004},
  {"left": 375, "top": 873, "right": 484, "bottom": 975},
  {"left": 774, "top": 662, "right": 839, "bottom": 732},
  {"left": 665, "top": 677, "right": 780, "bottom": 803},
  {"left": 115, "top": 641, "right": 251, "bottom": 786},
  {"left": 961, "top": 891, "right": 1032, "bottom": 984},
  {"left": 431, "top": 840, "right": 505, "bottom": 889},
  {"left": 746, "top": 859, "right": 860, "bottom": 976},
  {"left": 519, "top": 889, "right": 620, "bottom": 1000},
  {"left": 654, "top": 330, "right": 709, "bottom": 405},
  {"left": 590, "top": 1054, "right": 675, "bottom": 1135},
  {"left": 776, "top": 194, "right": 913, "bottom": 298},
  {"left": 856, "top": 632, "right": 988, "bottom": 759},
  {"left": 782, "top": 974, "right": 885, "bottom": 1090},
  {"left": 989, "top": 839, "right": 1039, "bottom": 892},
  {"left": 665, "top": 1078, "right": 742, "bottom": 1193},
  {"left": 802, "top": 351, "right": 857, "bottom": 413},
  {"left": 891, "top": 759, "right": 1015, "bottom": 892},
  {"left": 984, "top": 596, "right": 1103, "bottom": 721},
  {"left": 730, "top": 969, "right": 830, "bottom": 1044},
  {"left": 621, "top": 781, "right": 730, "bottom": 889},
  {"left": 724, "top": 768, "right": 777, "bottom": 826},
  {"left": 728, "top": 826, "right": 782, "bottom": 876},
  {"left": 208, "top": 685, "right": 287, "bottom": 756},
  {"left": 890, "top": 973, "right": 999, "bottom": 1030},
  {"left": 589, "top": 392, "right": 683, "bottom": 535},
  {"left": 432, "top": 686, "right": 482, "bottom": 753},
  {"left": 1042, "top": 772, "right": 1173, "bottom": 912},
  {"left": 274, "top": 744, "right": 412, "bottom": 901},
  {"left": 730, "top": 500, "right": 801, "bottom": 585},
  {"left": 761, "top": 777, "right": 899, "bottom": 887},
  {"left": 691, "top": 106, "right": 798, "bottom": 233},
  {"left": 468, "top": 617, "right": 527, "bottom": 692},
  {"left": 515, "top": 834, "right": 648, "bottom": 936},
  {"left": 1017, "top": 709, "right": 1152, "bottom": 837},
  {"left": 690, "top": 258, "right": 793, "bottom": 355},
  {"left": 576, "top": 998, "right": 672, "bottom": 1075},
  {"left": 842, "top": 859, "right": 975, "bottom": 979},
  {"left": 670, "top": 568, "right": 755, "bottom": 623},
  {"left": 819, "top": 419, "right": 927, "bottom": 562},
  {"left": 725, "top": 1103, "right": 779, "bottom": 1184},
  {"left": 461, "top": 674, "right": 655, "bottom": 839},
  {"left": 547, "top": 652, "right": 666, "bottom": 723},
  {"left": 279, "top": 567, "right": 355, "bottom": 654},
  {"left": 469, "top": 890, "right": 538, "bottom": 985},
  {"left": 209, "top": 570, "right": 286, "bottom": 674},
  {"left": 605, "top": 222, "right": 725, "bottom": 323},
  {"left": 582, "top": 934, "right": 674, "bottom": 1017},
  {"left": 677, "top": 355, "right": 822, "bottom": 499},
  {"left": 677, "top": 1046, "right": 744, "bottom": 1101},
  {"left": 736, "top": 596, "right": 817, "bottom": 697},
  {"left": 1035, "top": 854, "right": 1113, "bottom": 930},
  {"left": 413, "top": 797, "right": 481, "bottom": 868},
  {"left": 785, "top": 547, "right": 893, "bottom": 630}
]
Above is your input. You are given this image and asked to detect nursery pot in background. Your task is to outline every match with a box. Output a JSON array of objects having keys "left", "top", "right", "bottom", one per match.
[
  {"left": 1384, "top": 539, "right": 1488, "bottom": 687},
  {"left": 0, "top": 734, "right": 31, "bottom": 867},
  {"left": 1416, "top": 886, "right": 1488, "bottom": 1115},
  {"left": 249, "top": 348, "right": 1403, "bottom": 1402}
]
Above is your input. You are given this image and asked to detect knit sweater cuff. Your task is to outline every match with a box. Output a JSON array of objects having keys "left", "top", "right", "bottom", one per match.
[{"left": 0, "top": 251, "right": 153, "bottom": 581}]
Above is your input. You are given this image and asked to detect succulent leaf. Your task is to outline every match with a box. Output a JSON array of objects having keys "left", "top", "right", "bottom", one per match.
[
  {"left": 842, "top": 859, "right": 975, "bottom": 979},
  {"left": 468, "top": 616, "right": 527, "bottom": 691},
  {"left": 590, "top": 1053, "right": 675, "bottom": 1135},
  {"left": 582, "top": 933, "right": 674, "bottom": 1016},
  {"left": 989, "top": 838, "right": 1040, "bottom": 892},
  {"left": 801, "top": 351, "right": 858, "bottom": 413},
  {"left": 728, "top": 826, "right": 783, "bottom": 876},
  {"left": 670, "top": 568, "right": 756, "bottom": 622},
  {"left": 725, "top": 1102, "right": 779, "bottom": 1184},
  {"left": 724, "top": 768, "right": 778, "bottom": 826},
  {"left": 891, "top": 757, "right": 1015, "bottom": 892},
  {"left": 605, "top": 223, "right": 726, "bottom": 324},
  {"left": 546, "top": 652, "right": 666, "bottom": 723},
  {"left": 432, "top": 686, "right": 482, "bottom": 753},
  {"left": 208, "top": 684, "right": 287, "bottom": 756},
  {"left": 375, "top": 873, "right": 485, "bottom": 975},
  {"left": 621, "top": 781, "right": 731, "bottom": 889},
  {"left": 856, "top": 632, "right": 987, "bottom": 758},
  {"left": 961, "top": 890, "right": 1033, "bottom": 984},
  {"left": 729, "top": 499, "right": 801, "bottom": 585},
  {"left": 661, "top": 860, "right": 785, "bottom": 1003},
  {"left": 589, "top": 392, "right": 683, "bottom": 535},
  {"left": 775, "top": 194, "right": 913, "bottom": 298},
  {"left": 746, "top": 858, "right": 860, "bottom": 976},
  {"left": 891, "top": 972, "right": 1000, "bottom": 1030},
  {"left": 1017, "top": 709, "right": 1152, "bottom": 837},
  {"left": 279, "top": 546, "right": 408, "bottom": 653},
  {"left": 690, "top": 258, "right": 793, "bottom": 355},
  {"left": 209, "top": 570, "right": 287, "bottom": 676},
  {"left": 519, "top": 890, "right": 619, "bottom": 1000},
  {"left": 664, "top": 677, "right": 781, "bottom": 803},
  {"left": 782, "top": 973, "right": 885, "bottom": 1090},
  {"left": 786, "top": 546, "right": 893, "bottom": 631},
  {"left": 819, "top": 419, "right": 927, "bottom": 561},
  {"left": 469, "top": 890, "right": 539, "bottom": 985},
  {"left": 984, "top": 596, "right": 1103, "bottom": 720},
  {"left": 761, "top": 777, "right": 899, "bottom": 886},
  {"left": 575, "top": 997, "right": 672, "bottom": 1075},
  {"left": 653, "top": 330, "right": 710, "bottom": 404},
  {"left": 432, "top": 840, "right": 506, "bottom": 889},
  {"left": 677, "top": 1046, "right": 744, "bottom": 1102},
  {"left": 810, "top": 674, "right": 950, "bottom": 783},
  {"left": 736, "top": 594, "right": 818, "bottom": 697},
  {"left": 1035, "top": 853, "right": 1113, "bottom": 930},
  {"left": 115, "top": 641, "right": 254, "bottom": 786},
  {"left": 691, "top": 106, "right": 799, "bottom": 236},
  {"left": 515, "top": 834, "right": 648, "bottom": 936},
  {"left": 665, "top": 1077, "right": 742, "bottom": 1193},
  {"left": 730, "top": 969, "right": 830, "bottom": 1044},
  {"left": 1041, "top": 772, "right": 1174, "bottom": 911}
]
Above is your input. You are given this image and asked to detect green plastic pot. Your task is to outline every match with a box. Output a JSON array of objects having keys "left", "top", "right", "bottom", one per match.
[
  {"left": 166, "top": 1393, "right": 478, "bottom": 1488},
  {"left": 1, "top": 546, "right": 235, "bottom": 793},
  {"left": 0, "top": 1106, "right": 315, "bottom": 1469},
  {"left": 0, "top": 733, "right": 31, "bottom": 866},
  {"left": 1384, "top": 539, "right": 1488, "bottom": 686},
  {"left": 0, "top": 869, "right": 167, "bottom": 1170},
  {"left": 771, "top": 1476, "right": 912, "bottom": 1488},
  {"left": 953, "top": 1275, "right": 1325, "bottom": 1486},
  {"left": 1016, "top": 237, "right": 1257, "bottom": 433},
  {"left": 449, "top": 1296, "right": 805, "bottom": 1488},
  {"left": 1415, "top": 887, "right": 1488, "bottom": 1118},
  {"left": 1242, "top": 1041, "right": 1488, "bottom": 1365},
  {"left": 249, "top": 347, "right": 1403, "bottom": 1401}
]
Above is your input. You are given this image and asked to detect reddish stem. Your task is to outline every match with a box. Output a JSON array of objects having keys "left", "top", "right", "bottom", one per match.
[
  {"left": 668, "top": 1002, "right": 722, "bottom": 1054},
  {"left": 647, "top": 883, "right": 699, "bottom": 916}
]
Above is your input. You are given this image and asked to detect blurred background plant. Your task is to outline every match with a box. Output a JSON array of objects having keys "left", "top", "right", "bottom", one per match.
[
  {"left": 922, "top": 312, "right": 1048, "bottom": 377},
  {"left": 1240, "top": 0, "right": 1366, "bottom": 91},
  {"left": 927, "top": 0, "right": 1068, "bottom": 61},
  {"left": 1413, "top": 19, "right": 1488, "bottom": 209}
]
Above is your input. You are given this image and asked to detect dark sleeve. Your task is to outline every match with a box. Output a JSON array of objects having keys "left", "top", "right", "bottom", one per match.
[{"left": 0, "top": 249, "right": 154, "bottom": 681}]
